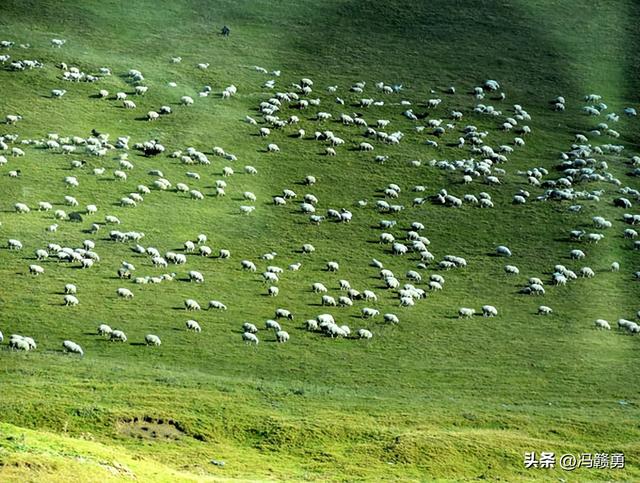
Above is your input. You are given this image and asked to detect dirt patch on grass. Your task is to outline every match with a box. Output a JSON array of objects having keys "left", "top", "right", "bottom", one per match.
[{"left": 117, "top": 416, "right": 184, "bottom": 441}]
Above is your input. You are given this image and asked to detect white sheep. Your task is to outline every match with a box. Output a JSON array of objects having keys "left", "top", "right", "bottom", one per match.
[
  {"left": 275, "top": 308, "right": 293, "bottom": 320},
  {"left": 110, "top": 330, "right": 127, "bottom": 342},
  {"left": 362, "top": 307, "right": 379, "bottom": 319},
  {"left": 14, "top": 203, "right": 30, "bottom": 214},
  {"left": 185, "top": 299, "right": 201, "bottom": 311},
  {"left": 481, "top": 305, "right": 498, "bottom": 317},
  {"left": 117, "top": 288, "right": 134, "bottom": 299},
  {"left": 62, "top": 340, "right": 84, "bottom": 356},
  {"left": 594, "top": 319, "right": 611, "bottom": 330},
  {"left": 29, "top": 264, "right": 44, "bottom": 275},
  {"left": 186, "top": 320, "right": 201, "bottom": 332},
  {"left": 145, "top": 334, "right": 161, "bottom": 346},
  {"left": 98, "top": 324, "right": 112, "bottom": 336},
  {"left": 276, "top": 330, "right": 290, "bottom": 343},
  {"left": 496, "top": 245, "right": 512, "bottom": 257},
  {"left": 242, "top": 332, "right": 259, "bottom": 344},
  {"left": 537, "top": 305, "right": 553, "bottom": 315},
  {"left": 208, "top": 300, "right": 227, "bottom": 310},
  {"left": 458, "top": 307, "right": 475, "bottom": 318},
  {"left": 64, "top": 294, "right": 79, "bottom": 306}
]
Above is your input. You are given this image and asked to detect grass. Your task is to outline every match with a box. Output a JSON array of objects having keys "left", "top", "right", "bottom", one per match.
[{"left": 0, "top": 0, "right": 639, "bottom": 480}]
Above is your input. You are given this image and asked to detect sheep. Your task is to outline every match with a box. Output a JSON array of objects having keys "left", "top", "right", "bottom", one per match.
[
  {"left": 117, "top": 288, "right": 134, "bottom": 299},
  {"left": 219, "top": 249, "right": 231, "bottom": 259},
  {"left": 242, "top": 332, "right": 259, "bottom": 344},
  {"left": 135, "top": 85, "right": 148, "bottom": 95},
  {"left": 51, "top": 89, "right": 67, "bottom": 98},
  {"left": 242, "top": 322, "right": 259, "bottom": 335},
  {"left": 35, "top": 249, "right": 49, "bottom": 260},
  {"left": 98, "top": 324, "right": 112, "bottom": 336},
  {"left": 9, "top": 336, "right": 31, "bottom": 351},
  {"left": 62, "top": 340, "right": 84, "bottom": 356},
  {"left": 145, "top": 334, "right": 161, "bottom": 346},
  {"left": 265, "top": 319, "right": 282, "bottom": 332},
  {"left": 362, "top": 307, "right": 379, "bottom": 319},
  {"left": 504, "top": 265, "right": 520, "bottom": 275},
  {"left": 208, "top": 300, "right": 227, "bottom": 310},
  {"left": 267, "top": 143, "right": 280, "bottom": 153},
  {"left": 275, "top": 308, "right": 293, "bottom": 320},
  {"left": 579, "top": 267, "right": 595, "bottom": 278},
  {"left": 496, "top": 246, "right": 512, "bottom": 257},
  {"left": 326, "top": 261, "right": 339, "bottom": 272},
  {"left": 276, "top": 330, "right": 290, "bottom": 343},
  {"left": 184, "top": 299, "right": 201, "bottom": 311},
  {"left": 570, "top": 249, "right": 586, "bottom": 260},
  {"left": 481, "top": 305, "right": 498, "bottom": 317},
  {"left": 14, "top": 203, "right": 30, "bottom": 214},
  {"left": 458, "top": 307, "right": 475, "bottom": 318},
  {"left": 306, "top": 319, "right": 319, "bottom": 331},
  {"left": 123, "top": 100, "right": 136, "bottom": 109},
  {"left": 352, "top": 328, "right": 372, "bottom": 340},
  {"left": 64, "top": 295, "right": 79, "bottom": 306},
  {"left": 611, "top": 261, "right": 620, "bottom": 272},
  {"left": 110, "top": 330, "right": 127, "bottom": 342},
  {"left": 537, "top": 305, "right": 553, "bottom": 315},
  {"left": 29, "top": 264, "right": 45, "bottom": 276},
  {"left": 594, "top": 319, "right": 611, "bottom": 330},
  {"left": 302, "top": 243, "right": 315, "bottom": 254},
  {"left": 399, "top": 297, "right": 415, "bottom": 307},
  {"left": 322, "top": 295, "right": 337, "bottom": 306},
  {"left": 359, "top": 142, "right": 374, "bottom": 151}
]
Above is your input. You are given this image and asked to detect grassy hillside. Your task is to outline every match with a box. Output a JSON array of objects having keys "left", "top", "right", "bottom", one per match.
[{"left": 0, "top": 0, "right": 639, "bottom": 480}]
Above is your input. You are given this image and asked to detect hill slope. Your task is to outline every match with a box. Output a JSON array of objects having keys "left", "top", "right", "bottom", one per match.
[{"left": 0, "top": 0, "right": 639, "bottom": 480}]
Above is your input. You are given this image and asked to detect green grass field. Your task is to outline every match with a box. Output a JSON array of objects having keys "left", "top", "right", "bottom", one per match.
[{"left": 1, "top": 0, "right": 639, "bottom": 480}]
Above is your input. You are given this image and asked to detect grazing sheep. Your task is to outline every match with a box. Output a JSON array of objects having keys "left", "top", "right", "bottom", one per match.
[
  {"left": 481, "top": 305, "right": 498, "bottom": 317},
  {"left": 276, "top": 330, "right": 290, "bottom": 343},
  {"left": 326, "top": 261, "right": 339, "bottom": 272},
  {"left": 29, "top": 264, "right": 44, "bottom": 275},
  {"left": 594, "top": 319, "right": 611, "bottom": 330},
  {"left": 62, "top": 340, "right": 84, "bottom": 356},
  {"left": 611, "top": 261, "right": 620, "bottom": 272},
  {"left": 275, "top": 308, "right": 293, "bottom": 320},
  {"left": 184, "top": 299, "right": 201, "bottom": 311},
  {"left": 145, "top": 334, "right": 161, "bottom": 346},
  {"left": 14, "top": 202, "right": 30, "bottom": 213},
  {"left": 117, "top": 288, "right": 134, "bottom": 299},
  {"left": 64, "top": 295, "right": 79, "bottom": 306},
  {"left": 8, "top": 239, "right": 23, "bottom": 250},
  {"left": 362, "top": 307, "right": 380, "bottom": 319},
  {"left": 504, "top": 265, "right": 519, "bottom": 275},
  {"left": 496, "top": 245, "right": 512, "bottom": 257},
  {"left": 458, "top": 307, "right": 475, "bottom": 318},
  {"left": 242, "top": 332, "right": 259, "bottom": 344},
  {"left": 110, "top": 330, "right": 127, "bottom": 342},
  {"left": 98, "top": 324, "right": 112, "bottom": 336},
  {"left": 208, "top": 300, "right": 227, "bottom": 310},
  {"left": 243, "top": 322, "right": 258, "bottom": 334},
  {"left": 358, "top": 329, "right": 373, "bottom": 339},
  {"left": 537, "top": 305, "right": 553, "bottom": 315},
  {"left": 268, "top": 286, "right": 279, "bottom": 297}
]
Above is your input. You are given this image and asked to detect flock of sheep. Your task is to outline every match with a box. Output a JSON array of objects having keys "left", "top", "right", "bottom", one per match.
[{"left": 1, "top": 36, "right": 639, "bottom": 359}]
